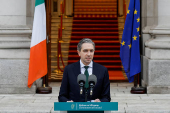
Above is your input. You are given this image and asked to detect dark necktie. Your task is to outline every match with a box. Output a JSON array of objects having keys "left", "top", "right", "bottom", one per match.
[{"left": 84, "top": 66, "right": 89, "bottom": 88}]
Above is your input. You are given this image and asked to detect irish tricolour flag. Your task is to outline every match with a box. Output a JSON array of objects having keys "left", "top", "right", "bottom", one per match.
[{"left": 28, "top": 0, "right": 47, "bottom": 88}]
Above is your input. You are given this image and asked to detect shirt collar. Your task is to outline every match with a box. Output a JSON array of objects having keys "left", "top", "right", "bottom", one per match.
[{"left": 80, "top": 60, "right": 93, "bottom": 68}]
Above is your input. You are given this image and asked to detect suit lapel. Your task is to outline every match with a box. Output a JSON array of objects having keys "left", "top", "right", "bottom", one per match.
[
  {"left": 93, "top": 62, "right": 100, "bottom": 79},
  {"left": 73, "top": 61, "right": 81, "bottom": 77}
]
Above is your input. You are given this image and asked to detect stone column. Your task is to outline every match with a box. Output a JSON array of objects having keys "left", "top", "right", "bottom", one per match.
[
  {"left": 0, "top": 0, "right": 41, "bottom": 94},
  {"left": 118, "top": 0, "right": 123, "bottom": 16},
  {"left": 142, "top": 0, "right": 170, "bottom": 93},
  {"left": 65, "top": 0, "right": 73, "bottom": 16}
]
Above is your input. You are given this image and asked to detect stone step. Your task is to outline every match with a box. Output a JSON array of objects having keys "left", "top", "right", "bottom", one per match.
[
  {"left": 74, "top": 8, "right": 117, "bottom": 12},
  {"left": 74, "top": 0, "right": 117, "bottom": 2},
  {"left": 51, "top": 32, "right": 123, "bottom": 36},
  {"left": 73, "top": 20, "right": 118, "bottom": 23},
  {"left": 74, "top": 12, "right": 117, "bottom": 15},
  {"left": 51, "top": 23, "right": 73, "bottom": 27},
  {"left": 74, "top": 0, "right": 117, "bottom": 3},
  {"left": 51, "top": 26, "right": 123, "bottom": 31},
  {"left": 68, "top": 55, "right": 120, "bottom": 60},
  {"left": 51, "top": 18, "right": 73, "bottom": 23},
  {"left": 50, "top": 37, "right": 122, "bottom": 43},
  {"left": 74, "top": 6, "right": 117, "bottom": 9},
  {"left": 74, "top": 3, "right": 117, "bottom": 6}
]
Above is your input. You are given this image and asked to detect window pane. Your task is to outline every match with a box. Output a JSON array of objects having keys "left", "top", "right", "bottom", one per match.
[{"left": 53, "top": 0, "right": 58, "bottom": 12}]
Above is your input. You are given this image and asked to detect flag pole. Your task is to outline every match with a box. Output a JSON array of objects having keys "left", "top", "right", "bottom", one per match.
[
  {"left": 130, "top": 0, "right": 146, "bottom": 94},
  {"left": 131, "top": 73, "right": 146, "bottom": 94},
  {"left": 36, "top": 75, "right": 52, "bottom": 94},
  {"left": 36, "top": 0, "right": 52, "bottom": 94}
]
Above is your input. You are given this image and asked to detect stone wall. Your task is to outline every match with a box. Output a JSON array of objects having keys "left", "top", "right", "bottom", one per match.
[
  {"left": 0, "top": 0, "right": 26, "bottom": 25},
  {"left": 26, "top": 0, "right": 35, "bottom": 28},
  {"left": 0, "top": 0, "right": 42, "bottom": 94},
  {"left": 142, "top": 0, "right": 170, "bottom": 93}
]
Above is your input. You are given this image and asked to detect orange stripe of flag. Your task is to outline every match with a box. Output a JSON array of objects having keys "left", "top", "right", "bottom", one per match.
[{"left": 28, "top": 40, "right": 47, "bottom": 88}]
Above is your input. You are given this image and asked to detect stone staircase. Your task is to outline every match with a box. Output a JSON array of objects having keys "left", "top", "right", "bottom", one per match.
[
  {"left": 50, "top": 17, "right": 73, "bottom": 80},
  {"left": 49, "top": 1, "right": 126, "bottom": 81}
]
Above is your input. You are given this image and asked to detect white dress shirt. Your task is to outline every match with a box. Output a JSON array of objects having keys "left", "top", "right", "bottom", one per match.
[
  {"left": 80, "top": 60, "right": 95, "bottom": 102},
  {"left": 80, "top": 60, "right": 93, "bottom": 76}
]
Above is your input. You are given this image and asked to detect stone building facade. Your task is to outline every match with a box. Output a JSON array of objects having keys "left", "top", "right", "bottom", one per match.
[
  {"left": 0, "top": 0, "right": 170, "bottom": 94},
  {"left": 0, "top": 0, "right": 37, "bottom": 93},
  {"left": 142, "top": 0, "right": 170, "bottom": 93}
]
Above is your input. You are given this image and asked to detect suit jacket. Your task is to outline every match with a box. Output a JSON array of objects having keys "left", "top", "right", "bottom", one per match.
[{"left": 58, "top": 61, "right": 111, "bottom": 102}]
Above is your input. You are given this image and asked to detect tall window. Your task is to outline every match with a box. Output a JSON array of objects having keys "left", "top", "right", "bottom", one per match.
[{"left": 53, "top": 0, "right": 58, "bottom": 12}]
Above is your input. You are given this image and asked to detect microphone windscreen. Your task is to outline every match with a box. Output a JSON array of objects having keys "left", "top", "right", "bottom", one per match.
[
  {"left": 77, "top": 74, "right": 86, "bottom": 84},
  {"left": 88, "top": 74, "right": 97, "bottom": 85}
]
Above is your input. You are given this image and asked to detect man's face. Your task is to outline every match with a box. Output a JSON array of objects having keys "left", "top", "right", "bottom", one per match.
[{"left": 78, "top": 43, "right": 94, "bottom": 66}]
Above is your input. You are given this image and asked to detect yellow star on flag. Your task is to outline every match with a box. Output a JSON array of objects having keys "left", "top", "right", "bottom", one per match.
[
  {"left": 136, "top": 27, "right": 139, "bottom": 32},
  {"left": 134, "top": 9, "right": 137, "bottom": 14},
  {"left": 133, "top": 35, "right": 137, "bottom": 40},
  {"left": 127, "top": 10, "right": 130, "bottom": 14},
  {"left": 128, "top": 44, "right": 131, "bottom": 49},
  {"left": 121, "top": 41, "right": 125, "bottom": 46},
  {"left": 137, "top": 18, "right": 140, "bottom": 22}
]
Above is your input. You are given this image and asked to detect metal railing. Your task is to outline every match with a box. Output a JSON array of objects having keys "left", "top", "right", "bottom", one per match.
[
  {"left": 57, "top": 0, "right": 66, "bottom": 72},
  {"left": 123, "top": 0, "right": 127, "bottom": 20}
]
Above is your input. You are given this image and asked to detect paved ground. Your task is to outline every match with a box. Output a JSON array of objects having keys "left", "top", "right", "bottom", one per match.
[{"left": 0, "top": 82, "right": 170, "bottom": 113}]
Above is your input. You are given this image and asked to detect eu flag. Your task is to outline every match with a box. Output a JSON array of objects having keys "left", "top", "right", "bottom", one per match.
[{"left": 120, "top": 0, "right": 141, "bottom": 82}]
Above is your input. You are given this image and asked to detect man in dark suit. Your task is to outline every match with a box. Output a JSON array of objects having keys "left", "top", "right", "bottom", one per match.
[{"left": 58, "top": 38, "right": 110, "bottom": 102}]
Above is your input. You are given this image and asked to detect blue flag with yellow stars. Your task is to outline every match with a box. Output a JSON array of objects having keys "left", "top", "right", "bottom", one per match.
[{"left": 120, "top": 0, "right": 141, "bottom": 83}]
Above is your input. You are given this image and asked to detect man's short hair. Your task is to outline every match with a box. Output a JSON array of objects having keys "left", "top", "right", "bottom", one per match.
[{"left": 77, "top": 38, "right": 95, "bottom": 51}]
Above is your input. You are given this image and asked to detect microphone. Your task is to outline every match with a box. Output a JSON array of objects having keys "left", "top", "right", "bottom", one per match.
[
  {"left": 77, "top": 74, "right": 86, "bottom": 94},
  {"left": 88, "top": 74, "right": 97, "bottom": 95}
]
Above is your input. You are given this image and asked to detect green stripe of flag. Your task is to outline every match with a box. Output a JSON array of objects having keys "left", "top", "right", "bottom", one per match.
[{"left": 35, "top": 0, "right": 45, "bottom": 7}]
